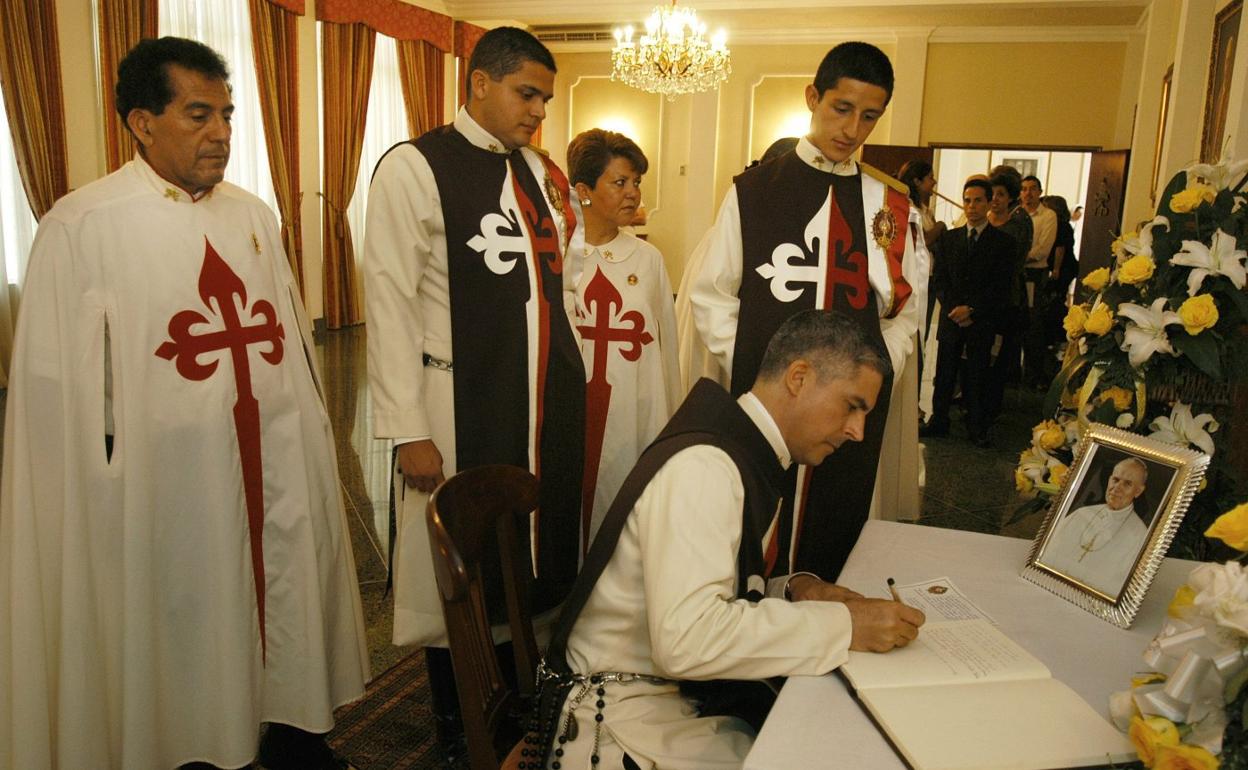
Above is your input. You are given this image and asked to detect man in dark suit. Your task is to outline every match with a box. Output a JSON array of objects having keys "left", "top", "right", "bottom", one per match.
[{"left": 921, "top": 178, "right": 1017, "bottom": 447}]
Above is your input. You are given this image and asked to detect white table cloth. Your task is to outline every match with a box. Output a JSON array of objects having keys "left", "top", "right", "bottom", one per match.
[{"left": 744, "top": 520, "right": 1198, "bottom": 769}]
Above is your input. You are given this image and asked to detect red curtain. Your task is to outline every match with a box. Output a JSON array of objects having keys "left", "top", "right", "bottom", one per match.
[
  {"left": 248, "top": 0, "right": 306, "bottom": 295},
  {"left": 97, "top": 0, "right": 158, "bottom": 172},
  {"left": 453, "top": 20, "right": 487, "bottom": 111},
  {"left": 319, "top": 21, "right": 376, "bottom": 328},
  {"left": 397, "top": 39, "right": 445, "bottom": 137}
]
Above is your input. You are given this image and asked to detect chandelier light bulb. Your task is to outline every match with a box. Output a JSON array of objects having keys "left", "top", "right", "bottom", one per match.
[{"left": 610, "top": 2, "right": 733, "bottom": 100}]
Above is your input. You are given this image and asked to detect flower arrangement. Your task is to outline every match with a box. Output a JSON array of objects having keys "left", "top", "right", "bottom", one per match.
[
  {"left": 1108, "top": 503, "right": 1248, "bottom": 769},
  {"left": 1013, "top": 155, "right": 1248, "bottom": 560}
]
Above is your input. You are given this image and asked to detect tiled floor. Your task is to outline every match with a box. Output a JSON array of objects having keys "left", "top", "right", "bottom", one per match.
[{"left": 313, "top": 326, "right": 1052, "bottom": 674}]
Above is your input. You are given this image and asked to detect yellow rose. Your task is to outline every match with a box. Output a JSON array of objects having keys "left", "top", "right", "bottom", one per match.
[
  {"left": 1048, "top": 463, "right": 1069, "bottom": 487},
  {"left": 1112, "top": 231, "right": 1138, "bottom": 260},
  {"left": 1205, "top": 502, "right": 1248, "bottom": 551},
  {"left": 1084, "top": 303, "right": 1114, "bottom": 336},
  {"left": 1170, "top": 183, "right": 1218, "bottom": 213},
  {"left": 1178, "top": 294, "right": 1219, "bottom": 335},
  {"left": 1034, "top": 420, "right": 1066, "bottom": 451},
  {"left": 1119, "top": 254, "right": 1157, "bottom": 285},
  {"left": 1168, "top": 585, "right": 1196, "bottom": 618},
  {"left": 1099, "top": 386, "right": 1134, "bottom": 412},
  {"left": 1154, "top": 743, "right": 1219, "bottom": 770},
  {"left": 1063, "top": 304, "right": 1089, "bottom": 338},
  {"left": 1129, "top": 715, "right": 1181, "bottom": 767},
  {"left": 1014, "top": 468, "right": 1033, "bottom": 494},
  {"left": 1082, "top": 267, "right": 1110, "bottom": 292}
]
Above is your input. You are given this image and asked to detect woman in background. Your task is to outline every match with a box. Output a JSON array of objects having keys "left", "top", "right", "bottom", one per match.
[
  {"left": 1037, "top": 195, "right": 1078, "bottom": 383},
  {"left": 568, "top": 129, "right": 681, "bottom": 554},
  {"left": 1042, "top": 194, "right": 1077, "bottom": 294},
  {"left": 898, "top": 159, "right": 945, "bottom": 248}
]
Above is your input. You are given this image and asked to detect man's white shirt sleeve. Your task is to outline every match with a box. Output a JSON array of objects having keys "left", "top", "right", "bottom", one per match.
[
  {"left": 362, "top": 145, "right": 442, "bottom": 439},
  {"left": 636, "top": 444, "right": 852, "bottom": 680},
  {"left": 687, "top": 188, "right": 744, "bottom": 378}
]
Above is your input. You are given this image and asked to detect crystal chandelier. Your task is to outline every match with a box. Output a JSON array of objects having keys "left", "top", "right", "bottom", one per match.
[{"left": 611, "top": 1, "right": 731, "bottom": 100}]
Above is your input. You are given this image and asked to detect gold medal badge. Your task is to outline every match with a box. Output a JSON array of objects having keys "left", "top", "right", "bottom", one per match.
[
  {"left": 543, "top": 167, "right": 572, "bottom": 250},
  {"left": 544, "top": 171, "right": 564, "bottom": 217},
  {"left": 872, "top": 206, "right": 897, "bottom": 250}
]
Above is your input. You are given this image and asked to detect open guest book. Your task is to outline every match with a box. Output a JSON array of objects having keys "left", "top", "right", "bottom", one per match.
[{"left": 840, "top": 578, "right": 1134, "bottom": 770}]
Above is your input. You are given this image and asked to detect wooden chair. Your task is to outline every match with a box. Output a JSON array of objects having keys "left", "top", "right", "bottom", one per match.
[{"left": 427, "top": 464, "right": 543, "bottom": 770}]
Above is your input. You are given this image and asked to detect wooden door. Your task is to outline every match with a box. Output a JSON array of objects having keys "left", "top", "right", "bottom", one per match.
[
  {"left": 860, "top": 144, "right": 934, "bottom": 178},
  {"left": 1078, "top": 149, "right": 1130, "bottom": 279}
]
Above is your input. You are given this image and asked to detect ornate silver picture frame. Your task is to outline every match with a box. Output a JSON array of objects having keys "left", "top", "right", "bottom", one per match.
[{"left": 1022, "top": 424, "right": 1210, "bottom": 628}]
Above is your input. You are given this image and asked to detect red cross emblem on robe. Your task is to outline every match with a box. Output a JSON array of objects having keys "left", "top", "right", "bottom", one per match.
[
  {"left": 576, "top": 267, "right": 653, "bottom": 553},
  {"left": 154, "top": 238, "right": 285, "bottom": 658}
]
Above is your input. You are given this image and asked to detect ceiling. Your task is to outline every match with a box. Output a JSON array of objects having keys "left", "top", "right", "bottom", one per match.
[{"left": 444, "top": 0, "right": 1151, "bottom": 41}]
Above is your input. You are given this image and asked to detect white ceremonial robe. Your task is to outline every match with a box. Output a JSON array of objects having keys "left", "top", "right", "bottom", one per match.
[
  {"left": 0, "top": 156, "right": 369, "bottom": 770},
  {"left": 1040, "top": 502, "right": 1149, "bottom": 598},
  {"left": 681, "top": 139, "right": 929, "bottom": 533},
  {"left": 559, "top": 394, "right": 852, "bottom": 769},
  {"left": 674, "top": 231, "right": 728, "bottom": 392},
  {"left": 362, "top": 109, "right": 583, "bottom": 647},
  {"left": 576, "top": 232, "right": 681, "bottom": 551}
]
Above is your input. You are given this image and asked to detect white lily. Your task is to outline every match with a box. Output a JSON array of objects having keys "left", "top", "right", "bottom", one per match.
[
  {"left": 1018, "top": 446, "right": 1053, "bottom": 483},
  {"left": 1117, "top": 297, "right": 1181, "bottom": 368},
  {"left": 1186, "top": 154, "right": 1248, "bottom": 191},
  {"left": 1112, "top": 215, "right": 1170, "bottom": 262},
  {"left": 1171, "top": 228, "right": 1248, "bottom": 296},
  {"left": 1149, "top": 401, "right": 1219, "bottom": 456}
]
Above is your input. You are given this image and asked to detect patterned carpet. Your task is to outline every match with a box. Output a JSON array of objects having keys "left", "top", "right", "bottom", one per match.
[{"left": 329, "top": 653, "right": 452, "bottom": 769}]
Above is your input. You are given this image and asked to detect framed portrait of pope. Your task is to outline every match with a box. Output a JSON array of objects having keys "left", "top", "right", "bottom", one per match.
[{"left": 1022, "top": 424, "right": 1210, "bottom": 628}]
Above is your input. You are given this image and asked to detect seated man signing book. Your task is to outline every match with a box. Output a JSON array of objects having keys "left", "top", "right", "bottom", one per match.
[{"left": 537, "top": 310, "right": 925, "bottom": 769}]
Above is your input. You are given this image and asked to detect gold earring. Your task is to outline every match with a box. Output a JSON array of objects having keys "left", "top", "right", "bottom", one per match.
[{"left": 580, "top": 198, "right": 592, "bottom": 206}]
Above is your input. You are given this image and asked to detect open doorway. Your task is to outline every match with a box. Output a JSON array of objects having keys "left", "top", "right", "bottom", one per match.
[{"left": 931, "top": 148, "right": 1093, "bottom": 258}]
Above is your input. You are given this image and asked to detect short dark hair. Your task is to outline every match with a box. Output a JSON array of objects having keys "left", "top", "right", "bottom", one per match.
[
  {"left": 744, "top": 137, "right": 798, "bottom": 171},
  {"left": 989, "top": 172, "right": 1021, "bottom": 202},
  {"left": 567, "top": 129, "right": 649, "bottom": 189},
  {"left": 115, "top": 37, "right": 230, "bottom": 124},
  {"left": 1021, "top": 175, "right": 1042, "bottom": 191},
  {"left": 761, "top": 137, "right": 799, "bottom": 164},
  {"left": 756, "top": 309, "right": 891, "bottom": 384},
  {"left": 813, "top": 42, "right": 894, "bottom": 103},
  {"left": 466, "top": 26, "right": 556, "bottom": 101},
  {"left": 897, "top": 159, "right": 934, "bottom": 206},
  {"left": 1042, "top": 194, "right": 1070, "bottom": 222},
  {"left": 963, "top": 178, "right": 992, "bottom": 199},
  {"left": 990, "top": 164, "right": 1021, "bottom": 182}
]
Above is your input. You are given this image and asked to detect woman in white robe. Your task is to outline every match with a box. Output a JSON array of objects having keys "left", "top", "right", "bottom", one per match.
[{"left": 568, "top": 129, "right": 682, "bottom": 554}]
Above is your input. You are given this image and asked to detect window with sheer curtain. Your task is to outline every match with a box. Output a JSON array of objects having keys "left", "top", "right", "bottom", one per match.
[
  {"left": 344, "top": 34, "right": 410, "bottom": 246},
  {"left": 159, "top": 0, "right": 277, "bottom": 212},
  {"left": 0, "top": 82, "right": 37, "bottom": 285}
]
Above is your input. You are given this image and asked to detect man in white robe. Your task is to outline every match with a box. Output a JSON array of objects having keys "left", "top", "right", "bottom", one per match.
[
  {"left": 541, "top": 310, "right": 925, "bottom": 769},
  {"left": 0, "top": 37, "right": 368, "bottom": 770},
  {"left": 362, "top": 26, "right": 585, "bottom": 759},
  {"left": 683, "top": 42, "right": 927, "bottom": 580},
  {"left": 1040, "top": 457, "right": 1151, "bottom": 598}
]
